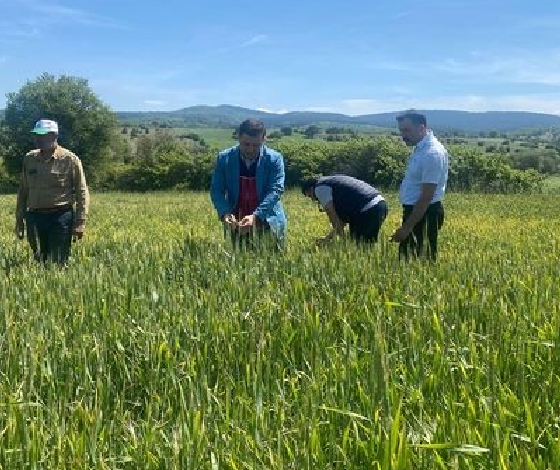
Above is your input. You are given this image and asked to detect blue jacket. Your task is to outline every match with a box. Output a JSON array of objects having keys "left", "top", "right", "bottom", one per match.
[{"left": 210, "top": 145, "right": 287, "bottom": 242}]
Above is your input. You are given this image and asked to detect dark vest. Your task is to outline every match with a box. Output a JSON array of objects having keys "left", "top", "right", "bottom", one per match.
[{"left": 316, "top": 175, "right": 381, "bottom": 223}]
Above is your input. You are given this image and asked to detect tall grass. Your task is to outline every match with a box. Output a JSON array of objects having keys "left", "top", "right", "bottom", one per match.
[{"left": 0, "top": 192, "right": 558, "bottom": 469}]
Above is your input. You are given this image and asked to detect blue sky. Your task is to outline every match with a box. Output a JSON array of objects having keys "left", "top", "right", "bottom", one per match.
[{"left": 1, "top": 0, "right": 560, "bottom": 115}]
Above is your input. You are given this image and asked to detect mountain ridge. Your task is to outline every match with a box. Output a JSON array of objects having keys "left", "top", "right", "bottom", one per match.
[
  {"left": 2, "top": 105, "right": 560, "bottom": 132},
  {"left": 116, "top": 105, "right": 560, "bottom": 132}
]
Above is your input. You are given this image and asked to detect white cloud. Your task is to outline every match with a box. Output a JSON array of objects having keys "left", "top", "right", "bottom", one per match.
[
  {"left": 30, "top": 3, "right": 123, "bottom": 28},
  {"left": 369, "top": 49, "right": 560, "bottom": 87},
  {"left": 369, "top": 60, "right": 414, "bottom": 72},
  {"left": 334, "top": 94, "right": 560, "bottom": 115},
  {"left": 0, "top": 0, "right": 128, "bottom": 39},
  {"left": 240, "top": 34, "right": 268, "bottom": 48},
  {"left": 256, "top": 107, "right": 289, "bottom": 114},
  {"left": 393, "top": 10, "right": 413, "bottom": 20},
  {"left": 208, "top": 33, "right": 270, "bottom": 56},
  {"left": 144, "top": 100, "right": 166, "bottom": 106},
  {"left": 0, "top": 20, "right": 40, "bottom": 38},
  {"left": 389, "top": 85, "right": 413, "bottom": 95},
  {"left": 434, "top": 53, "right": 560, "bottom": 86},
  {"left": 302, "top": 106, "right": 337, "bottom": 113},
  {"left": 89, "top": 75, "right": 206, "bottom": 110}
]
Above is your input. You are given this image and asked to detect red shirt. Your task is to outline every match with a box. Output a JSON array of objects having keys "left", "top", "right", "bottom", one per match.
[
  {"left": 237, "top": 156, "right": 259, "bottom": 219},
  {"left": 238, "top": 175, "right": 259, "bottom": 219}
]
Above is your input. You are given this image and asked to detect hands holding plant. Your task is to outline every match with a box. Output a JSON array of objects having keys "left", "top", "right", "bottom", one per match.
[{"left": 223, "top": 213, "right": 256, "bottom": 235}]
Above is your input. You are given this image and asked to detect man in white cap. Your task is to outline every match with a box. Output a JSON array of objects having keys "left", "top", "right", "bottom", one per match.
[{"left": 15, "top": 119, "right": 90, "bottom": 264}]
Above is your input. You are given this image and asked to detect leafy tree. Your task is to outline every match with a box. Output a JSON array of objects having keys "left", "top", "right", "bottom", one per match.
[
  {"left": 187, "top": 133, "right": 200, "bottom": 141},
  {"left": 0, "top": 128, "right": 19, "bottom": 191},
  {"left": 325, "top": 127, "right": 342, "bottom": 135},
  {"left": 2, "top": 73, "right": 117, "bottom": 181},
  {"left": 511, "top": 149, "right": 560, "bottom": 173},
  {"left": 136, "top": 135, "right": 154, "bottom": 164},
  {"left": 304, "top": 125, "right": 321, "bottom": 139},
  {"left": 109, "top": 135, "right": 133, "bottom": 164},
  {"left": 280, "top": 126, "right": 292, "bottom": 136},
  {"left": 268, "top": 131, "right": 282, "bottom": 139}
]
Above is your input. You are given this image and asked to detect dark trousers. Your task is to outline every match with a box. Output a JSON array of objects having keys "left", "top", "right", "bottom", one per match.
[
  {"left": 25, "top": 208, "right": 74, "bottom": 264},
  {"left": 349, "top": 200, "right": 388, "bottom": 243},
  {"left": 399, "top": 201, "right": 444, "bottom": 261}
]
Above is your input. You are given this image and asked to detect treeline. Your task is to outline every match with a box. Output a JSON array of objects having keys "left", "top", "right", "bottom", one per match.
[
  {"left": 88, "top": 135, "right": 543, "bottom": 193},
  {"left": 0, "top": 73, "right": 546, "bottom": 193},
  {"left": 1, "top": 130, "right": 543, "bottom": 193}
]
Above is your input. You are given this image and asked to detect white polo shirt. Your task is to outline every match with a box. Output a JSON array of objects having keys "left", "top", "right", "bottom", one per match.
[{"left": 399, "top": 131, "right": 449, "bottom": 205}]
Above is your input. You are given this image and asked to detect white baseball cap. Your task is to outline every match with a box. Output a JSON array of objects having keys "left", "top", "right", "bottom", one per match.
[{"left": 31, "top": 119, "right": 59, "bottom": 135}]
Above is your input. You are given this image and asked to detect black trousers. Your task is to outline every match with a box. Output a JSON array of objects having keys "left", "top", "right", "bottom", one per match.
[
  {"left": 399, "top": 201, "right": 444, "bottom": 261},
  {"left": 349, "top": 200, "right": 388, "bottom": 243},
  {"left": 25, "top": 208, "right": 74, "bottom": 264}
]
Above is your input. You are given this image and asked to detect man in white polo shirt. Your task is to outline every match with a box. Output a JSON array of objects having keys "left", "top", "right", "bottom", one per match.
[{"left": 390, "top": 111, "right": 448, "bottom": 260}]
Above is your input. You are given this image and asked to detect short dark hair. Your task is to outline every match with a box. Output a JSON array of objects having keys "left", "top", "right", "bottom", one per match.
[
  {"left": 396, "top": 110, "right": 427, "bottom": 126},
  {"left": 301, "top": 177, "right": 319, "bottom": 195},
  {"left": 238, "top": 119, "right": 266, "bottom": 137}
]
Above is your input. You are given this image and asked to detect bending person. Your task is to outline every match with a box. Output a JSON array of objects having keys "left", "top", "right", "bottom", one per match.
[{"left": 301, "top": 174, "right": 387, "bottom": 246}]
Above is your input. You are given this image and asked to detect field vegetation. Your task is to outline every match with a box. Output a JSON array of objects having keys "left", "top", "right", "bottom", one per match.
[{"left": 0, "top": 192, "right": 559, "bottom": 469}]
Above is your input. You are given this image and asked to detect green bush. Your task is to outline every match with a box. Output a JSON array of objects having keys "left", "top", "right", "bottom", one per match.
[{"left": 4, "top": 127, "right": 542, "bottom": 193}]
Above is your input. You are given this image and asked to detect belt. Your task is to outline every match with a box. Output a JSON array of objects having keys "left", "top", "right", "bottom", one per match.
[{"left": 30, "top": 204, "right": 73, "bottom": 214}]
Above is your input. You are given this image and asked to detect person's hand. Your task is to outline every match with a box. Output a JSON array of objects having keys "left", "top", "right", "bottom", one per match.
[
  {"left": 223, "top": 214, "right": 238, "bottom": 229},
  {"left": 72, "top": 223, "right": 85, "bottom": 242},
  {"left": 238, "top": 214, "right": 256, "bottom": 235},
  {"left": 15, "top": 219, "right": 25, "bottom": 240},
  {"left": 390, "top": 226, "right": 410, "bottom": 243}
]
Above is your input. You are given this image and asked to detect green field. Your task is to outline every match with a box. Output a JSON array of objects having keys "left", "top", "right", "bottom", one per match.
[
  {"left": 121, "top": 127, "right": 236, "bottom": 150},
  {"left": 177, "top": 127, "right": 236, "bottom": 147},
  {"left": 122, "top": 125, "right": 392, "bottom": 150},
  {"left": 543, "top": 175, "right": 560, "bottom": 192},
  {"left": 0, "top": 192, "right": 559, "bottom": 469}
]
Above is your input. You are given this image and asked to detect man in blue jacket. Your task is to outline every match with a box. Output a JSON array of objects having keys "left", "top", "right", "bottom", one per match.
[{"left": 210, "top": 119, "right": 286, "bottom": 248}]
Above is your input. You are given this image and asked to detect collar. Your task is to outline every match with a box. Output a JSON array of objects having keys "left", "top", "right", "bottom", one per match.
[
  {"left": 238, "top": 144, "right": 265, "bottom": 163},
  {"left": 52, "top": 145, "right": 64, "bottom": 159},
  {"left": 414, "top": 131, "right": 433, "bottom": 150},
  {"left": 35, "top": 144, "right": 61, "bottom": 161}
]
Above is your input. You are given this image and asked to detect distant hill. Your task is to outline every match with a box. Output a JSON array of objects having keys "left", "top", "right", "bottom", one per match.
[
  {"left": 116, "top": 105, "right": 560, "bottom": 132},
  {"left": 2, "top": 105, "right": 560, "bottom": 132},
  {"left": 116, "top": 105, "right": 357, "bottom": 128},
  {"left": 353, "top": 110, "right": 560, "bottom": 133}
]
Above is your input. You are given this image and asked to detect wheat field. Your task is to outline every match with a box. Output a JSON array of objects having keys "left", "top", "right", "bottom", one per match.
[{"left": 0, "top": 191, "right": 558, "bottom": 470}]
